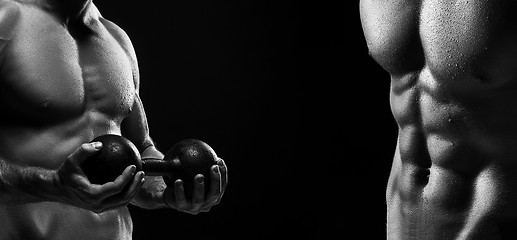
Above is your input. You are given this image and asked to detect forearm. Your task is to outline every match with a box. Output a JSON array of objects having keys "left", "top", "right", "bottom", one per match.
[
  {"left": 0, "top": 158, "right": 59, "bottom": 205},
  {"left": 131, "top": 145, "right": 168, "bottom": 209}
]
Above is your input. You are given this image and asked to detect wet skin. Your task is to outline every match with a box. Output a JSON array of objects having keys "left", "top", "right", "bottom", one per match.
[
  {"left": 361, "top": 0, "right": 517, "bottom": 239},
  {"left": 0, "top": 0, "right": 227, "bottom": 239}
]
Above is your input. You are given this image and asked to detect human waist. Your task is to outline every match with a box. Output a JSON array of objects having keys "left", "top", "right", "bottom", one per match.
[{"left": 0, "top": 202, "right": 132, "bottom": 240}]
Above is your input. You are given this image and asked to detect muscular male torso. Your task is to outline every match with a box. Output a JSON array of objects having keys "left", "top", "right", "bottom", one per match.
[
  {"left": 0, "top": 0, "right": 139, "bottom": 239},
  {"left": 360, "top": 0, "right": 517, "bottom": 239}
]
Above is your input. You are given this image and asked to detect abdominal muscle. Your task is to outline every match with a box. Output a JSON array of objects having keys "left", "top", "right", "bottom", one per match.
[
  {"left": 386, "top": 137, "right": 513, "bottom": 240},
  {"left": 387, "top": 70, "right": 517, "bottom": 239}
]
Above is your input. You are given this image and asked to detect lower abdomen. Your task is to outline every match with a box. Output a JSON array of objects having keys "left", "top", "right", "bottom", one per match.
[{"left": 0, "top": 202, "right": 133, "bottom": 240}]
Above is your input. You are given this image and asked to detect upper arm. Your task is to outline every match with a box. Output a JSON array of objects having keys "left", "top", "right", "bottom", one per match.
[
  {"left": 121, "top": 94, "right": 156, "bottom": 153},
  {"left": 92, "top": 6, "right": 152, "bottom": 152},
  {"left": 109, "top": 28, "right": 152, "bottom": 151},
  {"left": 94, "top": 7, "right": 152, "bottom": 151},
  {"left": 96, "top": 10, "right": 140, "bottom": 92}
]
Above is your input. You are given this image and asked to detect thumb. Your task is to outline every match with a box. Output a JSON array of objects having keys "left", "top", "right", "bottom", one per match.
[{"left": 69, "top": 142, "right": 103, "bottom": 165}]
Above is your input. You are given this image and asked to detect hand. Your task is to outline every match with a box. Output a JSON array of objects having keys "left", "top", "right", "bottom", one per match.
[
  {"left": 164, "top": 158, "right": 228, "bottom": 214},
  {"left": 56, "top": 142, "right": 145, "bottom": 213}
]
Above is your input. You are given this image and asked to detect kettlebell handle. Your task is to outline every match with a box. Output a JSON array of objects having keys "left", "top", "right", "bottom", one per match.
[{"left": 141, "top": 158, "right": 178, "bottom": 177}]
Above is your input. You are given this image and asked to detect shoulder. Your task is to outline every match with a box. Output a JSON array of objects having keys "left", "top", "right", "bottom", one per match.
[
  {"left": 91, "top": 4, "right": 135, "bottom": 55},
  {"left": 86, "top": 3, "right": 133, "bottom": 48},
  {"left": 90, "top": 3, "right": 140, "bottom": 86},
  {"left": 100, "top": 18, "right": 134, "bottom": 51},
  {"left": 0, "top": 0, "right": 21, "bottom": 41},
  {"left": 95, "top": 14, "right": 137, "bottom": 66}
]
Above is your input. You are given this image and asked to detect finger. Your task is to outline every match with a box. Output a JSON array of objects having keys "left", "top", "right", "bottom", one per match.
[
  {"left": 206, "top": 165, "right": 221, "bottom": 203},
  {"left": 163, "top": 187, "right": 176, "bottom": 208},
  {"left": 217, "top": 158, "right": 228, "bottom": 191},
  {"left": 191, "top": 174, "right": 205, "bottom": 212},
  {"left": 67, "top": 171, "right": 97, "bottom": 194},
  {"left": 103, "top": 171, "right": 145, "bottom": 209},
  {"left": 94, "top": 165, "right": 136, "bottom": 197},
  {"left": 69, "top": 142, "right": 103, "bottom": 165},
  {"left": 121, "top": 171, "right": 145, "bottom": 201},
  {"left": 173, "top": 179, "right": 188, "bottom": 209}
]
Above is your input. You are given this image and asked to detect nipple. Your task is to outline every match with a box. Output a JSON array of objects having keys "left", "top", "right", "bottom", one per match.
[{"left": 40, "top": 99, "right": 50, "bottom": 109}]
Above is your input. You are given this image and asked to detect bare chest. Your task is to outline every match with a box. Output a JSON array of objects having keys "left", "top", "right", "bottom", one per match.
[
  {"left": 0, "top": 8, "right": 135, "bottom": 124},
  {"left": 360, "top": 0, "right": 517, "bottom": 85}
]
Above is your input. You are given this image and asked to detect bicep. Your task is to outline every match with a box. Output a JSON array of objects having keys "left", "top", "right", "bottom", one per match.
[
  {"left": 121, "top": 94, "right": 154, "bottom": 153},
  {"left": 117, "top": 36, "right": 149, "bottom": 152},
  {"left": 100, "top": 10, "right": 154, "bottom": 152},
  {"left": 100, "top": 13, "right": 149, "bottom": 149}
]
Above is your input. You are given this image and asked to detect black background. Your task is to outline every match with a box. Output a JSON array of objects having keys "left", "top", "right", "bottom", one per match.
[{"left": 95, "top": 1, "right": 397, "bottom": 239}]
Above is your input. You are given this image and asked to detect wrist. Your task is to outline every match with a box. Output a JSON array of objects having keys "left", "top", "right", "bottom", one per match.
[
  {"left": 141, "top": 145, "right": 164, "bottom": 161},
  {"left": 131, "top": 176, "right": 169, "bottom": 209},
  {"left": 46, "top": 169, "right": 65, "bottom": 203},
  {"left": 27, "top": 168, "right": 63, "bottom": 203}
]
